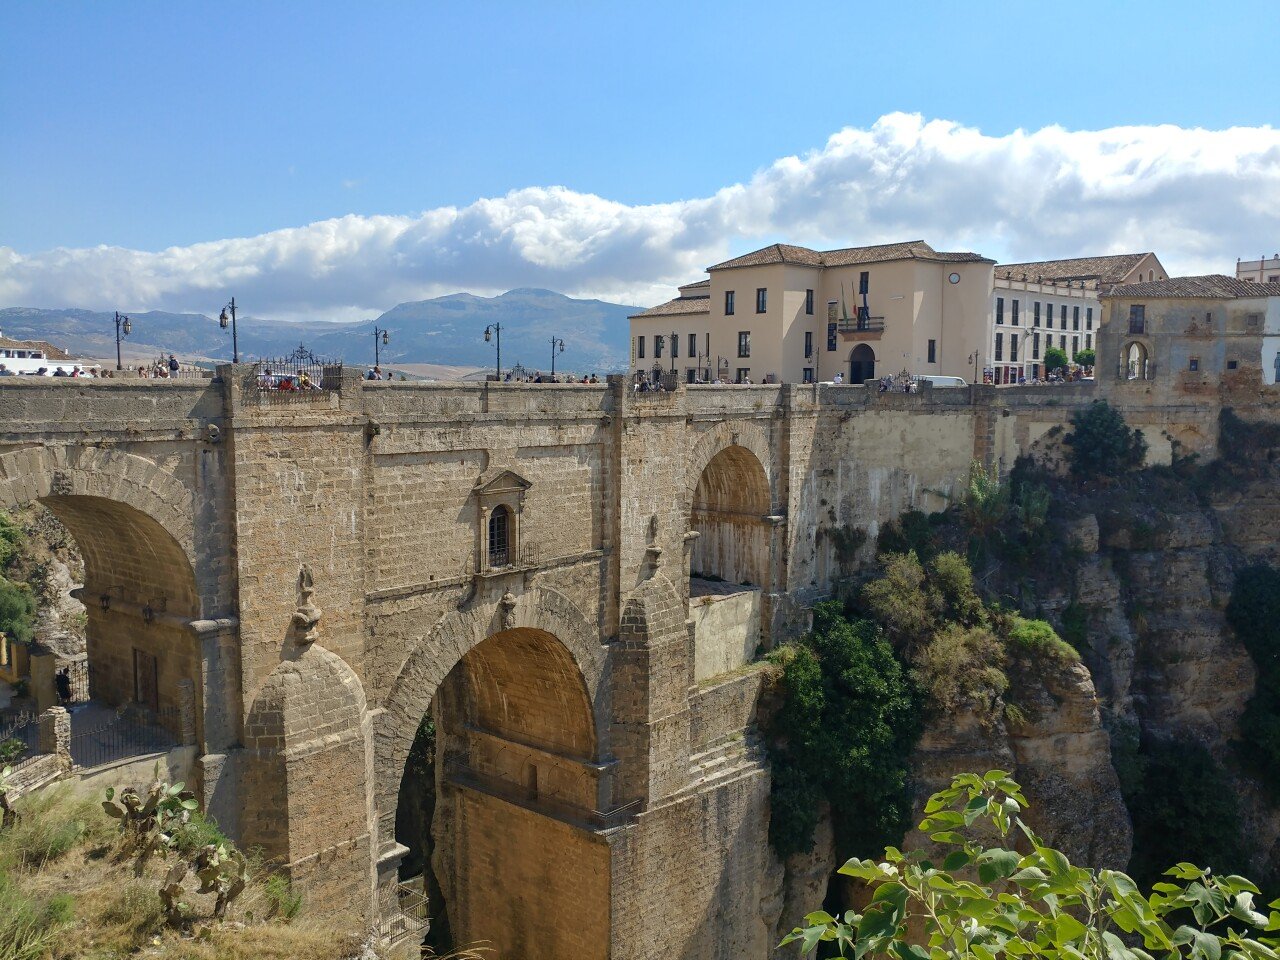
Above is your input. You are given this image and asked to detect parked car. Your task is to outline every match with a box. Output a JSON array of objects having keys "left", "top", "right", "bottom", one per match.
[{"left": 916, "top": 375, "right": 968, "bottom": 388}]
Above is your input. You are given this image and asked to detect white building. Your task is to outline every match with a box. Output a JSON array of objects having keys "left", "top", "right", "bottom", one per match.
[
  {"left": 1237, "top": 254, "right": 1280, "bottom": 285},
  {"left": 987, "top": 253, "right": 1167, "bottom": 383}
]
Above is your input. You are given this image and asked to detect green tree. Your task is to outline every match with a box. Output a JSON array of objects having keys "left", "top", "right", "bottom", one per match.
[
  {"left": 767, "top": 602, "right": 920, "bottom": 860},
  {"left": 1065, "top": 400, "right": 1148, "bottom": 481},
  {"left": 782, "top": 771, "right": 1279, "bottom": 960},
  {"left": 1227, "top": 564, "right": 1280, "bottom": 796},
  {"left": 1044, "top": 346, "right": 1069, "bottom": 372},
  {"left": 0, "top": 577, "right": 35, "bottom": 646},
  {"left": 1075, "top": 348, "right": 1097, "bottom": 367}
]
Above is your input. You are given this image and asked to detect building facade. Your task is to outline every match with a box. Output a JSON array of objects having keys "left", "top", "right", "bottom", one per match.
[
  {"left": 1237, "top": 255, "right": 1280, "bottom": 285},
  {"left": 629, "top": 241, "right": 994, "bottom": 385},
  {"left": 988, "top": 253, "right": 1167, "bottom": 383}
]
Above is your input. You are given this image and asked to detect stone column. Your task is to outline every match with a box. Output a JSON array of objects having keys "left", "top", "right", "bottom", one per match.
[
  {"left": 38, "top": 706, "right": 71, "bottom": 771},
  {"left": 29, "top": 650, "right": 57, "bottom": 713}
]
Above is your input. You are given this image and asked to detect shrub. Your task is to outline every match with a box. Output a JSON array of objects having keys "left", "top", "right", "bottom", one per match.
[
  {"left": 171, "top": 810, "right": 232, "bottom": 858},
  {"left": 859, "top": 552, "right": 939, "bottom": 651},
  {"left": 1005, "top": 615, "right": 1079, "bottom": 665},
  {"left": 767, "top": 602, "right": 919, "bottom": 860},
  {"left": 1064, "top": 400, "right": 1148, "bottom": 481},
  {"left": 911, "top": 623, "right": 1007, "bottom": 722},
  {"left": 1074, "top": 347, "right": 1096, "bottom": 367},
  {"left": 1043, "top": 345, "right": 1069, "bottom": 372},
  {"left": 262, "top": 872, "right": 303, "bottom": 921},
  {"left": 875, "top": 509, "right": 938, "bottom": 560},
  {"left": 0, "top": 511, "right": 22, "bottom": 571},
  {"left": 0, "top": 788, "right": 105, "bottom": 870},
  {"left": 0, "top": 578, "right": 35, "bottom": 647},
  {"left": 0, "top": 874, "right": 69, "bottom": 960},
  {"left": 1227, "top": 564, "right": 1280, "bottom": 795}
]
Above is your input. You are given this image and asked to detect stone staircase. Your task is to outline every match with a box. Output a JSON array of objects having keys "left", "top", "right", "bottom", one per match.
[{"left": 668, "top": 729, "right": 769, "bottom": 803}]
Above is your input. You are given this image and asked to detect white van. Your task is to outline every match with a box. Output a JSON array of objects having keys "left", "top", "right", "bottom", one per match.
[{"left": 916, "top": 375, "right": 968, "bottom": 389}]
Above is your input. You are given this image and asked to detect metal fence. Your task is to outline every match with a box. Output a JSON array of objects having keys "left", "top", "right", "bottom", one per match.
[
  {"left": 378, "top": 880, "right": 430, "bottom": 945},
  {"left": 249, "top": 345, "right": 343, "bottom": 404},
  {"left": 0, "top": 711, "right": 37, "bottom": 765},
  {"left": 68, "top": 706, "right": 179, "bottom": 769}
]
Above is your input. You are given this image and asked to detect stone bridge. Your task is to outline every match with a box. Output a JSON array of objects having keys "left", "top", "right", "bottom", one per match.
[{"left": 0, "top": 369, "right": 1186, "bottom": 958}]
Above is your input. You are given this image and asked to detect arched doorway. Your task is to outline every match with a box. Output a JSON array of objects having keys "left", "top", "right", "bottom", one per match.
[
  {"left": 849, "top": 343, "right": 876, "bottom": 384},
  {"left": 1125, "top": 341, "right": 1150, "bottom": 380},
  {"left": 394, "top": 626, "right": 606, "bottom": 959}
]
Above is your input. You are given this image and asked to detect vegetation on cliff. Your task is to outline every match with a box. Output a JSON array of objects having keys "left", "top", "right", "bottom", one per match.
[
  {"left": 785, "top": 770, "right": 1280, "bottom": 960},
  {"left": 1228, "top": 563, "right": 1280, "bottom": 797}
]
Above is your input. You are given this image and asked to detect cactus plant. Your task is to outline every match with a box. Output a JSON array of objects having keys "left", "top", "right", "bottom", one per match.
[
  {"left": 193, "top": 842, "right": 250, "bottom": 919},
  {"left": 102, "top": 780, "right": 199, "bottom": 864}
]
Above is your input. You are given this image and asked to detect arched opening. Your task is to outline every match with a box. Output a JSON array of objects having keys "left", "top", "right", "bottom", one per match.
[
  {"left": 2, "top": 494, "right": 201, "bottom": 768},
  {"left": 849, "top": 343, "right": 876, "bottom": 384},
  {"left": 487, "top": 504, "right": 511, "bottom": 568},
  {"left": 1125, "top": 341, "right": 1151, "bottom": 380},
  {"left": 394, "top": 626, "right": 606, "bottom": 959}
]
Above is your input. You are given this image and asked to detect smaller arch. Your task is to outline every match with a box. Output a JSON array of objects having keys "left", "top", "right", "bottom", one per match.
[
  {"left": 487, "top": 505, "right": 511, "bottom": 568},
  {"left": 690, "top": 444, "right": 772, "bottom": 589},
  {"left": 849, "top": 343, "right": 876, "bottom": 384},
  {"left": 1124, "top": 341, "right": 1151, "bottom": 380}
]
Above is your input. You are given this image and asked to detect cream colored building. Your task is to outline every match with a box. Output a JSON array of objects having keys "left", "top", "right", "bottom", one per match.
[
  {"left": 987, "top": 252, "right": 1167, "bottom": 383},
  {"left": 629, "top": 241, "right": 994, "bottom": 385},
  {"left": 1237, "top": 254, "right": 1280, "bottom": 285}
]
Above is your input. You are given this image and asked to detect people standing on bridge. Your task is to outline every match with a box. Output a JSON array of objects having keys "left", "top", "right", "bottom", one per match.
[
  {"left": 0, "top": 364, "right": 12, "bottom": 376},
  {"left": 168, "top": 354, "right": 180, "bottom": 375}
]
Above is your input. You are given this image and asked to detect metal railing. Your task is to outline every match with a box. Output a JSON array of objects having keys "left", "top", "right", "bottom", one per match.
[
  {"left": 838, "top": 317, "right": 885, "bottom": 333},
  {"left": 378, "top": 880, "right": 430, "bottom": 945},
  {"left": 68, "top": 706, "right": 179, "bottom": 770},
  {"left": 249, "top": 345, "right": 342, "bottom": 404}
]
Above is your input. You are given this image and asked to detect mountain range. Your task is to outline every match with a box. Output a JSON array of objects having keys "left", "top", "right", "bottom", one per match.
[{"left": 0, "top": 289, "right": 640, "bottom": 374}]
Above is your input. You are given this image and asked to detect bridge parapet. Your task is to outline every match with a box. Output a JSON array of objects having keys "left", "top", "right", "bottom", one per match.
[{"left": 0, "top": 378, "right": 222, "bottom": 439}]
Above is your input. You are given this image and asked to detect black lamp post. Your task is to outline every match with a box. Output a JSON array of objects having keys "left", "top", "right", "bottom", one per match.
[
  {"left": 549, "top": 337, "right": 564, "bottom": 377},
  {"left": 670, "top": 329, "right": 678, "bottom": 374},
  {"left": 484, "top": 323, "right": 503, "bottom": 380},
  {"left": 218, "top": 298, "right": 240, "bottom": 363},
  {"left": 113, "top": 312, "right": 132, "bottom": 371},
  {"left": 373, "top": 325, "right": 390, "bottom": 366}
]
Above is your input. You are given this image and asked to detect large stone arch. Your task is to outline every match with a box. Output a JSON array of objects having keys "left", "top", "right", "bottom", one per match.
[
  {"left": 0, "top": 445, "right": 197, "bottom": 580},
  {"left": 684, "top": 420, "right": 776, "bottom": 517},
  {"left": 375, "top": 585, "right": 608, "bottom": 842}
]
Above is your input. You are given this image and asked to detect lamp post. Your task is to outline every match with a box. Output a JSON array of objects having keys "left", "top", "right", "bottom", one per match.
[
  {"left": 113, "top": 312, "right": 132, "bottom": 371},
  {"left": 218, "top": 298, "right": 240, "bottom": 363},
  {"left": 549, "top": 337, "right": 564, "bottom": 377},
  {"left": 669, "top": 330, "right": 677, "bottom": 375},
  {"left": 373, "top": 325, "right": 390, "bottom": 366},
  {"left": 968, "top": 350, "right": 980, "bottom": 385},
  {"left": 484, "top": 323, "right": 503, "bottom": 380}
]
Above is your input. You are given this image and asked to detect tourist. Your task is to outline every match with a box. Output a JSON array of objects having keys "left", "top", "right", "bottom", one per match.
[
  {"left": 55, "top": 667, "right": 72, "bottom": 705},
  {"left": 832, "top": 372, "right": 844, "bottom": 384},
  {"left": 52, "top": 366, "right": 68, "bottom": 377},
  {"left": 0, "top": 364, "right": 12, "bottom": 377}
]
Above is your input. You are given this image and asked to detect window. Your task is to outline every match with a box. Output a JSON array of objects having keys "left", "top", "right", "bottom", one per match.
[
  {"left": 1060, "top": 304, "right": 1067, "bottom": 327},
  {"left": 636, "top": 336, "right": 645, "bottom": 359},
  {"left": 995, "top": 332, "right": 1003, "bottom": 361},
  {"left": 1246, "top": 313, "right": 1262, "bottom": 327},
  {"left": 1189, "top": 357, "right": 1200, "bottom": 372},
  {"left": 1011, "top": 300, "right": 1020, "bottom": 326},
  {"left": 859, "top": 271, "right": 870, "bottom": 295},
  {"left": 1086, "top": 307, "right": 1093, "bottom": 330},
  {"left": 996, "top": 297, "right": 1005, "bottom": 324},
  {"left": 738, "top": 331, "right": 751, "bottom": 357},
  {"left": 802, "top": 368, "right": 815, "bottom": 383},
  {"left": 1060, "top": 335, "right": 1067, "bottom": 350},
  {"left": 927, "top": 339, "right": 937, "bottom": 364},
  {"left": 1269, "top": 275, "right": 1279, "bottom": 284},
  {"left": 755, "top": 288, "right": 767, "bottom": 313},
  {"left": 686, "top": 368, "right": 697, "bottom": 384},
  {"left": 689, "top": 333, "right": 697, "bottom": 357},
  {"left": 1045, "top": 302, "right": 1054, "bottom": 328},
  {"left": 1072, "top": 335, "right": 1079, "bottom": 355},
  {"left": 670, "top": 334, "right": 678, "bottom": 358},
  {"left": 488, "top": 506, "right": 511, "bottom": 568},
  {"left": 725, "top": 290, "right": 735, "bottom": 315},
  {"left": 1073, "top": 306, "right": 1080, "bottom": 330},
  {"left": 654, "top": 335, "right": 664, "bottom": 359},
  {"left": 1205, "top": 311, "right": 1213, "bottom": 324},
  {"left": 805, "top": 289, "right": 814, "bottom": 315},
  {"left": 736, "top": 368, "right": 750, "bottom": 383},
  {"left": 1086, "top": 334, "right": 1092, "bottom": 349},
  {"left": 1128, "top": 304, "right": 1146, "bottom": 334},
  {"left": 1011, "top": 333, "right": 1019, "bottom": 362},
  {"left": 1227, "top": 360, "right": 1239, "bottom": 370},
  {"left": 1032, "top": 332, "right": 1040, "bottom": 360},
  {"left": 804, "top": 331, "right": 813, "bottom": 358},
  {"left": 827, "top": 300, "right": 838, "bottom": 322},
  {"left": 1034, "top": 301, "right": 1041, "bottom": 327}
]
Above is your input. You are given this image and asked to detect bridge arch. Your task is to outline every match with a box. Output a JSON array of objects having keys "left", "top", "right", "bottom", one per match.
[
  {"left": 686, "top": 425, "right": 776, "bottom": 591},
  {"left": 378, "top": 586, "right": 609, "bottom": 957},
  {"left": 0, "top": 446, "right": 203, "bottom": 752}
]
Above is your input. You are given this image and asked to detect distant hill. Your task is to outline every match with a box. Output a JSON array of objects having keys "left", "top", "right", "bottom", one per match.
[{"left": 0, "top": 289, "right": 639, "bottom": 373}]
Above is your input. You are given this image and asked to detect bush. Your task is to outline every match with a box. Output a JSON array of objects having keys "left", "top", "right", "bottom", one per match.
[
  {"left": 911, "top": 623, "right": 1007, "bottom": 722},
  {"left": 171, "top": 810, "right": 232, "bottom": 858},
  {"left": 0, "top": 874, "right": 70, "bottom": 960},
  {"left": 262, "top": 872, "right": 302, "bottom": 921},
  {"left": 875, "top": 509, "right": 939, "bottom": 560},
  {"left": 0, "top": 511, "right": 23, "bottom": 571},
  {"left": 1227, "top": 564, "right": 1280, "bottom": 795},
  {"left": 767, "top": 602, "right": 920, "bottom": 860},
  {"left": 1005, "top": 615, "right": 1079, "bottom": 665},
  {"left": 1044, "top": 345, "right": 1069, "bottom": 372},
  {"left": 1065, "top": 400, "right": 1147, "bottom": 480},
  {"left": 0, "top": 789, "right": 105, "bottom": 870},
  {"left": 0, "top": 577, "right": 35, "bottom": 647},
  {"left": 1074, "top": 347, "right": 1096, "bottom": 367}
]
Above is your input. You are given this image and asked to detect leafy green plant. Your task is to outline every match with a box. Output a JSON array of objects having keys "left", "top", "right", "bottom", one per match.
[
  {"left": 0, "top": 577, "right": 35, "bottom": 647},
  {"left": 1075, "top": 347, "right": 1096, "bottom": 367},
  {"left": 766, "top": 602, "right": 920, "bottom": 860},
  {"left": 102, "top": 780, "right": 199, "bottom": 865},
  {"left": 262, "top": 872, "right": 302, "bottom": 921},
  {"left": 1043, "top": 345, "right": 1069, "bottom": 372},
  {"left": 1005, "top": 615, "right": 1079, "bottom": 665},
  {"left": 1064, "top": 400, "right": 1148, "bottom": 481},
  {"left": 782, "top": 770, "right": 1278, "bottom": 960}
]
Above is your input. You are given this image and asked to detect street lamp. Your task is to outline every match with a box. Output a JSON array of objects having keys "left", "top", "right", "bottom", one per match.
[
  {"left": 113, "top": 311, "right": 132, "bottom": 371},
  {"left": 968, "top": 350, "right": 981, "bottom": 385},
  {"left": 670, "top": 330, "right": 677, "bottom": 375},
  {"left": 218, "top": 298, "right": 240, "bottom": 363},
  {"left": 484, "top": 323, "right": 503, "bottom": 380},
  {"left": 373, "top": 325, "right": 390, "bottom": 367},
  {"left": 549, "top": 337, "right": 564, "bottom": 377}
]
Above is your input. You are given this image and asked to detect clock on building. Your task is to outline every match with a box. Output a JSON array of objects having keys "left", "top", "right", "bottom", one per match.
[{"left": 948, "top": 272, "right": 961, "bottom": 284}]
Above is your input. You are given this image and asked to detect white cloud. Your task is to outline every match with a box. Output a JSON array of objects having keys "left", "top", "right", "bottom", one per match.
[{"left": 2, "top": 112, "right": 1278, "bottom": 319}]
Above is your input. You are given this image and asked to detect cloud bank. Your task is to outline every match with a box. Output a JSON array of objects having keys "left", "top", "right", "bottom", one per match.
[{"left": 3, "top": 113, "right": 1278, "bottom": 320}]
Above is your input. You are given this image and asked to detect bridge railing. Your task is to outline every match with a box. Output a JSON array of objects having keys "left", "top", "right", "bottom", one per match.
[{"left": 248, "top": 352, "right": 343, "bottom": 405}]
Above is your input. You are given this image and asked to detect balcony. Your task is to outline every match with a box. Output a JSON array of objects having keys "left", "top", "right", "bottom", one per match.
[{"left": 838, "top": 318, "right": 885, "bottom": 334}]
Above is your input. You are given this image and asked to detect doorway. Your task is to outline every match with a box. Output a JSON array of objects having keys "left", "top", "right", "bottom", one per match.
[{"left": 849, "top": 344, "right": 876, "bottom": 385}]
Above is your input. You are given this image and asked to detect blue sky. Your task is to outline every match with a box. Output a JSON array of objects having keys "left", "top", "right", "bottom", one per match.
[{"left": 2, "top": 1, "right": 1278, "bottom": 317}]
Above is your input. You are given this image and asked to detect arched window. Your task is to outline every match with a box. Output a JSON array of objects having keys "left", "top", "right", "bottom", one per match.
[{"left": 488, "top": 505, "right": 511, "bottom": 568}]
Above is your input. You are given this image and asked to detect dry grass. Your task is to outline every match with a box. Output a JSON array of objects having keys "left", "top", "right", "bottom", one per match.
[{"left": 0, "top": 786, "right": 374, "bottom": 960}]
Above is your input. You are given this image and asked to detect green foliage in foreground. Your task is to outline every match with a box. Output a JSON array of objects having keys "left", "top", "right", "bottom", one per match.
[
  {"left": 767, "top": 602, "right": 920, "bottom": 860},
  {"left": 0, "top": 577, "right": 35, "bottom": 647},
  {"left": 783, "top": 770, "right": 1280, "bottom": 960}
]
